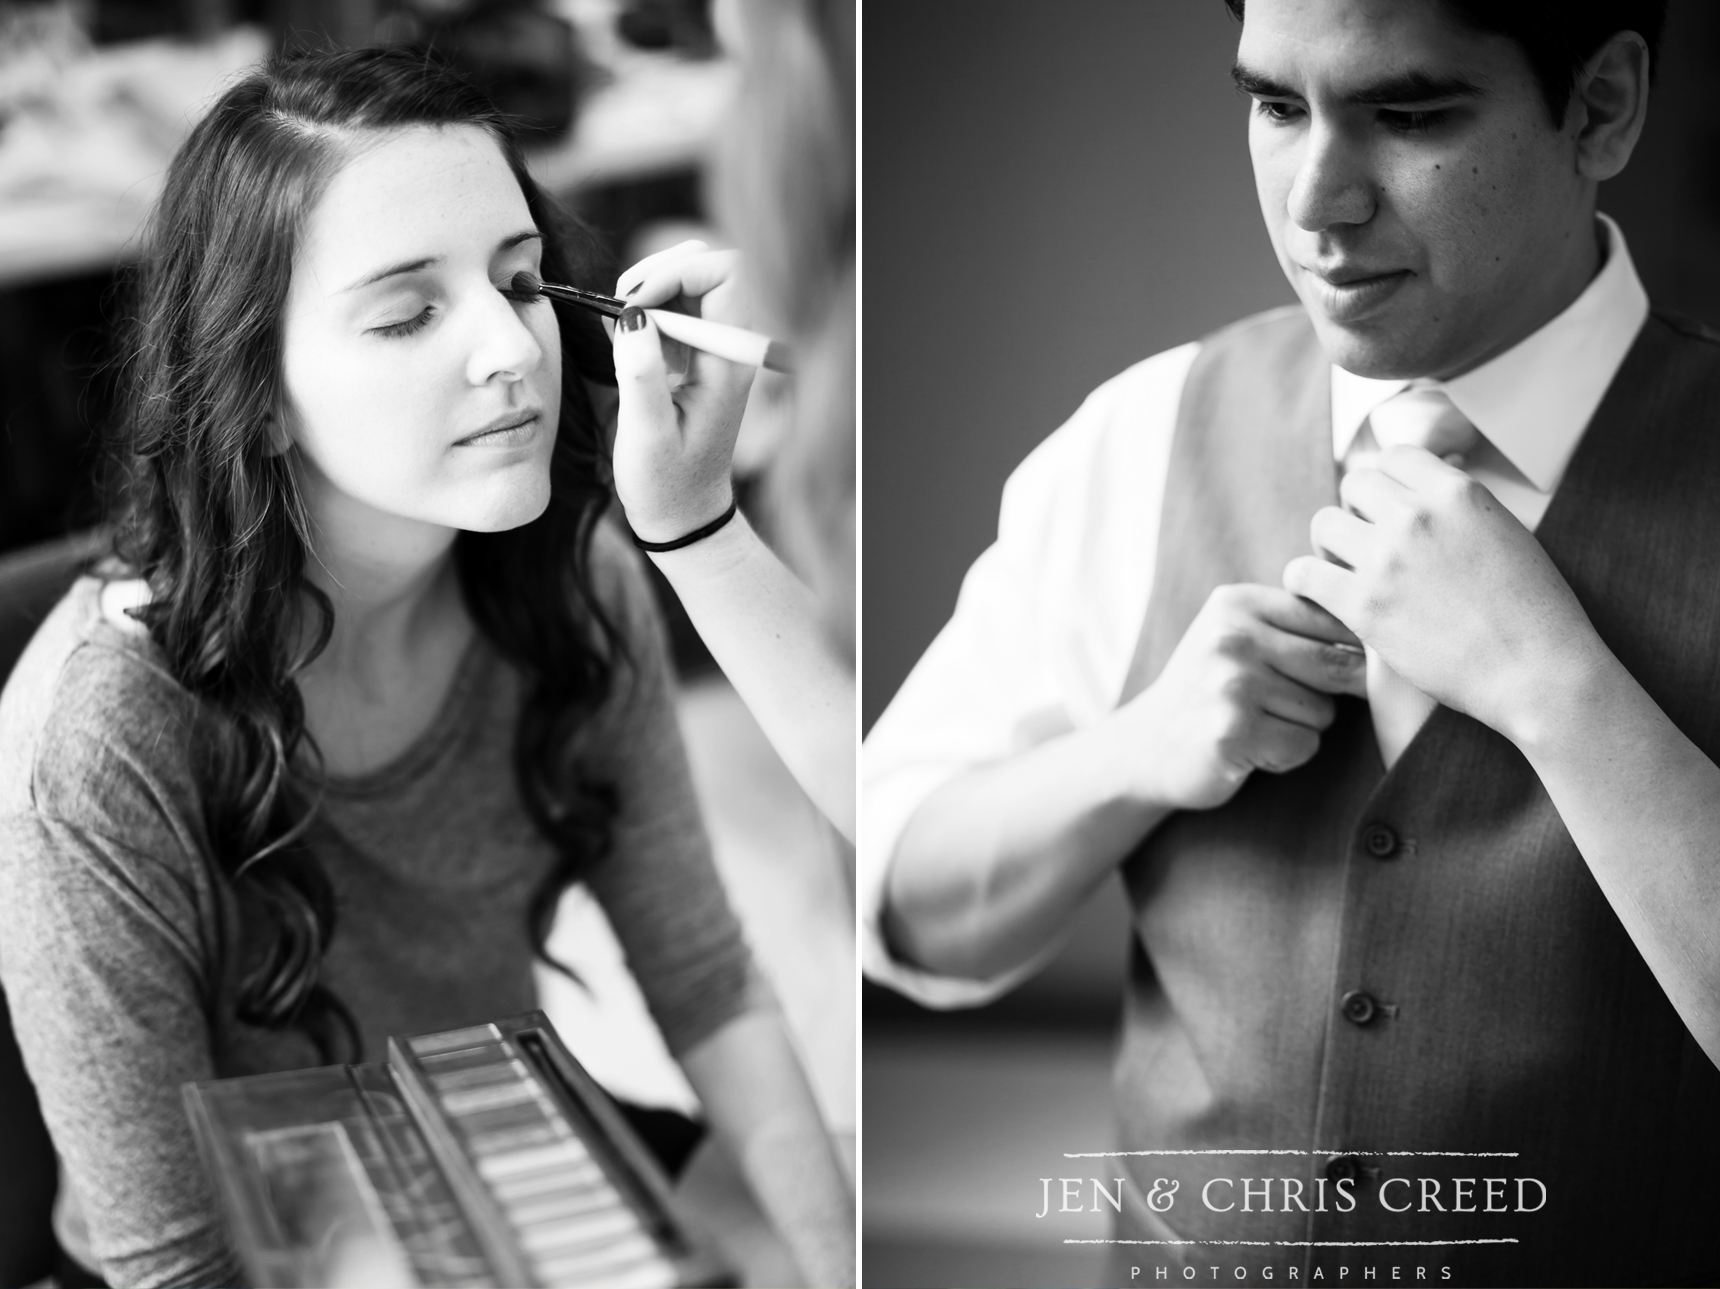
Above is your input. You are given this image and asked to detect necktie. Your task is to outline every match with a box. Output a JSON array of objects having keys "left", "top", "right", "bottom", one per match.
[{"left": 1359, "top": 389, "right": 1481, "bottom": 769}]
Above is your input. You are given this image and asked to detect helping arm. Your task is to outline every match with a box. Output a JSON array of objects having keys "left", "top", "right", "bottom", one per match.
[{"left": 608, "top": 243, "right": 854, "bottom": 838}]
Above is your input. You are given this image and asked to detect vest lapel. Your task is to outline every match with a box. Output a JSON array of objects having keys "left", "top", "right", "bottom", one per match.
[{"left": 1120, "top": 306, "right": 1336, "bottom": 705}]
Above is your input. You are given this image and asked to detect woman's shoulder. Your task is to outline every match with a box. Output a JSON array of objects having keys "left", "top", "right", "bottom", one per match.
[{"left": 0, "top": 575, "right": 200, "bottom": 835}]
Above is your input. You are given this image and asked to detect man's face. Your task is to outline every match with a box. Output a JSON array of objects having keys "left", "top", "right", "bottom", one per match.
[{"left": 1240, "top": 0, "right": 1591, "bottom": 380}]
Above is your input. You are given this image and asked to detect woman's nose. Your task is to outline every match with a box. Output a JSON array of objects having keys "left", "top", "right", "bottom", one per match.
[
  {"left": 466, "top": 287, "right": 546, "bottom": 385},
  {"left": 1286, "top": 119, "right": 1375, "bottom": 232}
]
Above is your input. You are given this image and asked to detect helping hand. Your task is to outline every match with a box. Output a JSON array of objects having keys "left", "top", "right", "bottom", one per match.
[
  {"left": 1283, "top": 446, "right": 1600, "bottom": 741},
  {"left": 1119, "top": 584, "right": 1366, "bottom": 811},
  {"left": 609, "top": 240, "right": 759, "bottom": 543}
]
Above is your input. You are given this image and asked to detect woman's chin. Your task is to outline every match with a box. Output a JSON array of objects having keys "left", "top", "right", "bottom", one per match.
[{"left": 457, "top": 473, "right": 553, "bottom": 533}]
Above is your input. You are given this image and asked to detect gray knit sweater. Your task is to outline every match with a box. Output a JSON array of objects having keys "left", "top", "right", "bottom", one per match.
[{"left": 0, "top": 528, "right": 754, "bottom": 1288}]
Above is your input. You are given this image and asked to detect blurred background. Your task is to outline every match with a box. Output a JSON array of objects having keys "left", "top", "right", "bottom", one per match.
[
  {"left": 0, "top": 3, "right": 849, "bottom": 1285},
  {"left": 862, "top": 2, "right": 1720, "bottom": 1286}
]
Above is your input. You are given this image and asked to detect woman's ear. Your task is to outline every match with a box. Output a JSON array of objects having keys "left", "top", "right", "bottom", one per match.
[{"left": 262, "top": 411, "right": 294, "bottom": 458}]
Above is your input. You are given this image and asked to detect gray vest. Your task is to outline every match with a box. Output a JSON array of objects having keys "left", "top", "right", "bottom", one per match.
[{"left": 1108, "top": 306, "right": 1720, "bottom": 1287}]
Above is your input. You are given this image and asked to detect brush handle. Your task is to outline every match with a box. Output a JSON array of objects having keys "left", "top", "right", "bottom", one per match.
[{"left": 644, "top": 309, "right": 794, "bottom": 375}]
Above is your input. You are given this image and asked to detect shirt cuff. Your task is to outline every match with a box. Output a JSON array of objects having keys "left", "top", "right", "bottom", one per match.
[{"left": 858, "top": 763, "right": 1054, "bottom": 1009}]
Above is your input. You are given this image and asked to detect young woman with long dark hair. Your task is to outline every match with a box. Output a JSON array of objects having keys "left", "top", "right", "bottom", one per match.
[{"left": 0, "top": 47, "right": 850, "bottom": 1289}]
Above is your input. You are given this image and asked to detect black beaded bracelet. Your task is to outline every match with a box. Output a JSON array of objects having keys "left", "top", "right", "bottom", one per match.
[{"left": 630, "top": 498, "right": 739, "bottom": 553}]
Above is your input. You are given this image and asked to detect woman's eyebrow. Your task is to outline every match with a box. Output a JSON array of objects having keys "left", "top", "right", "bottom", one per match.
[
  {"left": 343, "top": 255, "right": 439, "bottom": 293},
  {"left": 341, "top": 230, "right": 542, "bottom": 293},
  {"left": 497, "top": 229, "right": 542, "bottom": 254}
]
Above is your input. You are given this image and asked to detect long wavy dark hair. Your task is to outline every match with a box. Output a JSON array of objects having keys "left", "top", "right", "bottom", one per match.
[{"left": 109, "top": 47, "right": 623, "bottom": 1060}]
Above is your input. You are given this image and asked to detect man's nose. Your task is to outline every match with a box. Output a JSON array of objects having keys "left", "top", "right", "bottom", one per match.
[
  {"left": 467, "top": 288, "right": 545, "bottom": 385},
  {"left": 1286, "top": 119, "right": 1375, "bottom": 232}
]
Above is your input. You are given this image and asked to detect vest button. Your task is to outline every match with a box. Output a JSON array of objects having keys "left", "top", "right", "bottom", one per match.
[
  {"left": 1326, "top": 1154, "right": 1365, "bottom": 1186},
  {"left": 1361, "top": 823, "right": 1400, "bottom": 858},
  {"left": 1340, "top": 990, "right": 1379, "bottom": 1026}
]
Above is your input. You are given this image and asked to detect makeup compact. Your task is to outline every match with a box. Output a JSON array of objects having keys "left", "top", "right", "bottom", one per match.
[{"left": 183, "top": 1011, "right": 732, "bottom": 1289}]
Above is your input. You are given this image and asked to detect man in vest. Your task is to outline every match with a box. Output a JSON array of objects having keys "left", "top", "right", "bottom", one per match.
[{"left": 863, "top": 1, "right": 1720, "bottom": 1284}]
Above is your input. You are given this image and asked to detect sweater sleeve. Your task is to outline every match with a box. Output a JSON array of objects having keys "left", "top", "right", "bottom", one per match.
[
  {"left": 578, "top": 524, "right": 762, "bottom": 1058},
  {"left": 0, "top": 643, "right": 242, "bottom": 1289}
]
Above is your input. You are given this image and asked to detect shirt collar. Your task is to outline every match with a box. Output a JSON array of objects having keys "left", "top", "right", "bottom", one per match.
[{"left": 1330, "top": 213, "right": 1649, "bottom": 491}]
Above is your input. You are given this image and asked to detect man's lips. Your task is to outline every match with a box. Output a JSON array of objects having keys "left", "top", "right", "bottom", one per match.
[{"left": 1299, "top": 266, "right": 1413, "bottom": 323}]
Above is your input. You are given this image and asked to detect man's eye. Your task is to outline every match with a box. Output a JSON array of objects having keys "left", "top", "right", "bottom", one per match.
[
  {"left": 1381, "top": 108, "right": 1447, "bottom": 134},
  {"left": 372, "top": 306, "right": 434, "bottom": 338},
  {"left": 1255, "top": 100, "right": 1304, "bottom": 125}
]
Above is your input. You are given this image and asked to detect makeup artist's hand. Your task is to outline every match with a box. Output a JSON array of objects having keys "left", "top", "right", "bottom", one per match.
[
  {"left": 1124, "top": 584, "right": 1366, "bottom": 811},
  {"left": 609, "top": 240, "right": 759, "bottom": 542},
  {"left": 1283, "top": 446, "right": 1604, "bottom": 744}
]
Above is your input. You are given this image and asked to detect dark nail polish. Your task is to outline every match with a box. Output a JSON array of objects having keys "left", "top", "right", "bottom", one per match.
[
  {"left": 624, "top": 281, "right": 642, "bottom": 296},
  {"left": 619, "top": 306, "right": 646, "bottom": 332}
]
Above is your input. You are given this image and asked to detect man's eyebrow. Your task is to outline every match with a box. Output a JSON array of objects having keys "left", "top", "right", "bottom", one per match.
[
  {"left": 1231, "top": 62, "right": 1483, "bottom": 106},
  {"left": 341, "top": 229, "right": 543, "bottom": 293},
  {"left": 1232, "top": 63, "right": 1295, "bottom": 99},
  {"left": 1345, "top": 70, "right": 1484, "bottom": 105}
]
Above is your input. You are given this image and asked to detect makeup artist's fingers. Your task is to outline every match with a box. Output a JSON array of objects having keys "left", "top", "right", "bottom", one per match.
[
  {"left": 610, "top": 308, "right": 677, "bottom": 435},
  {"left": 617, "top": 245, "right": 749, "bottom": 323},
  {"left": 611, "top": 307, "right": 745, "bottom": 542},
  {"left": 615, "top": 240, "right": 719, "bottom": 302},
  {"left": 627, "top": 246, "right": 735, "bottom": 301},
  {"left": 616, "top": 239, "right": 708, "bottom": 289}
]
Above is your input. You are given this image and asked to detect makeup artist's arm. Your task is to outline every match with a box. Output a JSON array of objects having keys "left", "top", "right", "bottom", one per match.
[
  {"left": 1287, "top": 445, "right": 1720, "bottom": 1066},
  {"left": 610, "top": 242, "right": 855, "bottom": 840},
  {"left": 583, "top": 534, "right": 851, "bottom": 1284},
  {"left": 681, "top": 1009, "right": 854, "bottom": 1288}
]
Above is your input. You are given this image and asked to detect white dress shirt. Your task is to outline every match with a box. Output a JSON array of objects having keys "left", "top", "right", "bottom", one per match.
[{"left": 861, "top": 214, "right": 1650, "bottom": 1007}]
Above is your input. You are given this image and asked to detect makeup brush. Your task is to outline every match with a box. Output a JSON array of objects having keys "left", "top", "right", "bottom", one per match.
[{"left": 509, "top": 272, "right": 794, "bottom": 375}]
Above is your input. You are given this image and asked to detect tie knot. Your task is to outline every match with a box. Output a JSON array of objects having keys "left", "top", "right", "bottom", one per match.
[{"left": 1368, "top": 388, "right": 1480, "bottom": 460}]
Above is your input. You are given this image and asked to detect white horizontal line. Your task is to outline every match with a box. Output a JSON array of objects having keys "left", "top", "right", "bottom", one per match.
[
  {"left": 1062, "top": 1150, "right": 1520, "bottom": 1158},
  {"left": 1064, "top": 1239, "right": 1521, "bottom": 1247}
]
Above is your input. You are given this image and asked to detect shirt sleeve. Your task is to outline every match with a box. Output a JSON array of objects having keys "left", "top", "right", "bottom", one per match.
[
  {"left": 579, "top": 524, "right": 762, "bottom": 1057},
  {"left": 859, "top": 342, "right": 1201, "bottom": 1008},
  {"left": 0, "top": 648, "right": 241, "bottom": 1289}
]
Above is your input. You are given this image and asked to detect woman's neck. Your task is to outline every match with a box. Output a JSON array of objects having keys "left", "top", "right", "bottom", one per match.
[
  {"left": 294, "top": 477, "right": 477, "bottom": 774},
  {"left": 302, "top": 487, "right": 467, "bottom": 675}
]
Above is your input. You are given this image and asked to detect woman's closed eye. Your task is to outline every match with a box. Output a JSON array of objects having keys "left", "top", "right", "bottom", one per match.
[
  {"left": 372, "top": 304, "right": 435, "bottom": 338},
  {"left": 370, "top": 280, "right": 539, "bottom": 338}
]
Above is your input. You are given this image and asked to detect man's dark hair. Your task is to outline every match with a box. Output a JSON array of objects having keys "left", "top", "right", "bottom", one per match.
[{"left": 1221, "top": 0, "right": 1668, "bottom": 125}]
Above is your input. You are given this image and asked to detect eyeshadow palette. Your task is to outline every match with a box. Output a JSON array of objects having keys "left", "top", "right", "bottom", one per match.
[{"left": 183, "top": 1011, "right": 733, "bottom": 1289}]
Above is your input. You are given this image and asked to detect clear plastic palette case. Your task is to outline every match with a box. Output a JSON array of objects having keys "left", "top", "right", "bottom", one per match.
[{"left": 182, "top": 1011, "right": 734, "bottom": 1289}]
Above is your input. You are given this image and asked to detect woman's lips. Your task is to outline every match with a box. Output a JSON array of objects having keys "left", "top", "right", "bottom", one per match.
[
  {"left": 456, "top": 412, "right": 539, "bottom": 448},
  {"left": 1303, "top": 268, "right": 1412, "bottom": 324}
]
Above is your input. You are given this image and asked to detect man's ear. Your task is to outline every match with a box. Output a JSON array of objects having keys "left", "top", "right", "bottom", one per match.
[{"left": 1570, "top": 30, "right": 1651, "bottom": 183}]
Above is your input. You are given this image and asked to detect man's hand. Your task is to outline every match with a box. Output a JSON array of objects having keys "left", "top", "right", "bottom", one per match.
[
  {"left": 610, "top": 241, "right": 759, "bottom": 543},
  {"left": 1119, "top": 583, "right": 1366, "bottom": 811},
  {"left": 1283, "top": 445, "right": 1603, "bottom": 742}
]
